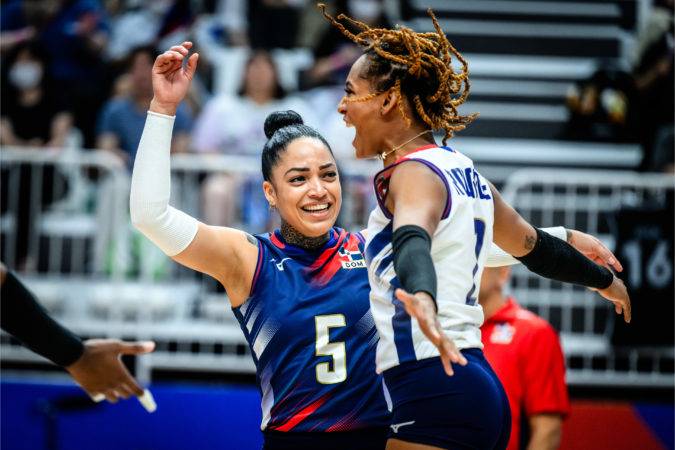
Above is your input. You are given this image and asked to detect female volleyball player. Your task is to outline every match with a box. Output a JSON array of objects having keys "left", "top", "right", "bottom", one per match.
[
  {"left": 321, "top": 6, "right": 631, "bottom": 450},
  {"left": 131, "top": 41, "right": 625, "bottom": 450}
]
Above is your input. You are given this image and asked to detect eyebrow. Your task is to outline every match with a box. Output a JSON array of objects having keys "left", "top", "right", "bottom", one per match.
[{"left": 284, "top": 163, "right": 335, "bottom": 176}]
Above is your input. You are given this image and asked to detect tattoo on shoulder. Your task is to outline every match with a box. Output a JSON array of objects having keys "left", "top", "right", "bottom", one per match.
[
  {"left": 524, "top": 234, "right": 537, "bottom": 251},
  {"left": 245, "top": 233, "right": 257, "bottom": 246}
]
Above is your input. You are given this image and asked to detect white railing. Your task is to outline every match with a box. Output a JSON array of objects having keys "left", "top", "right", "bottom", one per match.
[
  {"left": 2, "top": 148, "right": 671, "bottom": 387},
  {"left": 502, "top": 169, "right": 674, "bottom": 387}
]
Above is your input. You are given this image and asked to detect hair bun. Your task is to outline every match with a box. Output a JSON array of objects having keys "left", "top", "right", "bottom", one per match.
[{"left": 264, "top": 110, "right": 304, "bottom": 139}]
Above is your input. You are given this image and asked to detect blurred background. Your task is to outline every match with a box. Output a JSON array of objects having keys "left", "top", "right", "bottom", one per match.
[{"left": 0, "top": 0, "right": 673, "bottom": 449}]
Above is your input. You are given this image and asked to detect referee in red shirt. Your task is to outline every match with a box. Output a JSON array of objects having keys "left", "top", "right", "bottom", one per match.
[{"left": 479, "top": 267, "right": 570, "bottom": 450}]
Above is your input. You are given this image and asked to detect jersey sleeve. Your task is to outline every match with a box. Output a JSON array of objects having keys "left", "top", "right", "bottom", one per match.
[{"left": 521, "top": 323, "right": 570, "bottom": 418}]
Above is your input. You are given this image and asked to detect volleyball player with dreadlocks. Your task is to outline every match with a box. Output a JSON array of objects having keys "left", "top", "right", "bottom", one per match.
[{"left": 320, "top": 5, "right": 631, "bottom": 449}]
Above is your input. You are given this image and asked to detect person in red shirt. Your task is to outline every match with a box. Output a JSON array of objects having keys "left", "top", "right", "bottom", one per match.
[{"left": 480, "top": 266, "right": 570, "bottom": 450}]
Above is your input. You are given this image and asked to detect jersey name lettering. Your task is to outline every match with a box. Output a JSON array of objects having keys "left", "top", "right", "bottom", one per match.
[{"left": 446, "top": 167, "right": 491, "bottom": 200}]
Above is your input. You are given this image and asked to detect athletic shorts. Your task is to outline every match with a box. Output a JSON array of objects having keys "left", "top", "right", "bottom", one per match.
[
  {"left": 383, "top": 349, "right": 511, "bottom": 450},
  {"left": 263, "top": 427, "right": 388, "bottom": 450}
]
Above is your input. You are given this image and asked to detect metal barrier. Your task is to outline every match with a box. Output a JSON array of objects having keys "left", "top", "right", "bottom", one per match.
[
  {"left": 2, "top": 148, "right": 672, "bottom": 388},
  {"left": 502, "top": 169, "right": 674, "bottom": 387}
]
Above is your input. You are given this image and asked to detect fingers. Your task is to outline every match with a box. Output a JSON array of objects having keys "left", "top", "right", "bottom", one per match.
[
  {"left": 119, "top": 341, "right": 156, "bottom": 355},
  {"left": 90, "top": 393, "right": 105, "bottom": 403},
  {"left": 156, "top": 50, "right": 184, "bottom": 74},
  {"left": 440, "top": 354, "right": 454, "bottom": 376},
  {"left": 185, "top": 52, "right": 199, "bottom": 79},
  {"left": 116, "top": 384, "right": 134, "bottom": 400},
  {"left": 104, "top": 390, "right": 119, "bottom": 403},
  {"left": 622, "top": 296, "right": 631, "bottom": 323},
  {"left": 593, "top": 240, "right": 622, "bottom": 272}
]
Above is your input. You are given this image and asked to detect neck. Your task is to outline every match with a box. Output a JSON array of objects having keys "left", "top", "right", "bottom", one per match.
[
  {"left": 280, "top": 221, "right": 330, "bottom": 250},
  {"left": 479, "top": 293, "right": 508, "bottom": 321},
  {"left": 19, "top": 87, "right": 42, "bottom": 106},
  {"left": 380, "top": 126, "right": 435, "bottom": 167},
  {"left": 248, "top": 91, "right": 273, "bottom": 106}
]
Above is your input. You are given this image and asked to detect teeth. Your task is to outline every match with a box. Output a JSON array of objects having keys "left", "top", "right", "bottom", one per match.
[{"left": 304, "top": 204, "right": 329, "bottom": 212}]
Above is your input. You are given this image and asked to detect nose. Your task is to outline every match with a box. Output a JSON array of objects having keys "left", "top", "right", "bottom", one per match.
[
  {"left": 337, "top": 96, "right": 347, "bottom": 115},
  {"left": 308, "top": 177, "right": 328, "bottom": 198}
]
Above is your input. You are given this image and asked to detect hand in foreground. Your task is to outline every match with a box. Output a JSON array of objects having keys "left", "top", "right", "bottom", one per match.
[
  {"left": 567, "top": 230, "right": 623, "bottom": 272},
  {"left": 395, "top": 289, "right": 467, "bottom": 376},
  {"left": 593, "top": 276, "right": 631, "bottom": 323},
  {"left": 65, "top": 339, "right": 155, "bottom": 404},
  {"left": 150, "top": 41, "right": 199, "bottom": 115}
]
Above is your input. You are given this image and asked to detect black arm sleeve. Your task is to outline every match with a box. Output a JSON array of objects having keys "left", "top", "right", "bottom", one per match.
[
  {"left": 1, "top": 271, "right": 84, "bottom": 367},
  {"left": 515, "top": 228, "right": 614, "bottom": 289},
  {"left": 392, "top": 225, "right": 438, "bottom": 309}
]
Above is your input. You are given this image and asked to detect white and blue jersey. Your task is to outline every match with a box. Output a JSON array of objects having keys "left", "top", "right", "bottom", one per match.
[
  {"left": 365, "top": 145, "right": 495, "bottom": 374},
  {"left": 232, "top": 227, "right": 391, "bottom": 432}
]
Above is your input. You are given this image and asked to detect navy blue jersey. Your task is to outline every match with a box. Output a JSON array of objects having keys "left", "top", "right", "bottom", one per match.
[{"left": 233, "top": 227, "right": 391, "bottom": 432}]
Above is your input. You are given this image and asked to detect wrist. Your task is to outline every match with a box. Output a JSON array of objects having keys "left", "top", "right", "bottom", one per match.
[
  {"left": 149, "top": 99, "right": 177, "bottom": 116},
  {"left": 566, "top": 228, "right": 573, "bottom": 244}
]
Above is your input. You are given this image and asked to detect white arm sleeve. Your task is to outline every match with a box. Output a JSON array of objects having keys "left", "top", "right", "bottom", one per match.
[
  {"left": 485, "top": 226, "right": 567, "bottom": 267},
  {"left": 130, "top": 111, "right": 199, "bottom": 256}
]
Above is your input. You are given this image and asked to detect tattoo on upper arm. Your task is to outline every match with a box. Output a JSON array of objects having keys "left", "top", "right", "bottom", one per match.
[
  {"left": 525, "top": 234, "right": 537, "bottom": 251},
  {"left": 245, "top": 233, "right": 257, "bottom": 247}
]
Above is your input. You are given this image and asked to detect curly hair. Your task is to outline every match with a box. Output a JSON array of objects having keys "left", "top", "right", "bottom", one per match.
[{"left": 318, "top": 3, "right": 478, "bottom": 143}]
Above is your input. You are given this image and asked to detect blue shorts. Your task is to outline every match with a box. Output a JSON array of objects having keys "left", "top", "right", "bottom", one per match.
[
  {"left": 383, "top": 349, "right": 511, "bottom": 450},
  {"left": 263, "top": 427, "right": 388, "bottom": 450}
]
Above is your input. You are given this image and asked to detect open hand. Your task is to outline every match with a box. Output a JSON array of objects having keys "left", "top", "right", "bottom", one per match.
[
  {"left": 150, "top": 41, "right": 199, "bottom": 116},
  {"left": 395, "top": 289, "right": 467, "bottom": 376},
  {"left": 593, "top": 276, "right": 631, "bottom": 323},
  {"left": 65, "top": 339, "right": 155, "bottom": 403}
]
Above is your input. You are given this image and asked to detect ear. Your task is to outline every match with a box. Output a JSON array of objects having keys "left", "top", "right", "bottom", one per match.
[
  {"left": 262, "top": 180, "right": 277, "bottom": 207},
  {"left": 380, "top": 87, "right": 400, "bottom": 116}
]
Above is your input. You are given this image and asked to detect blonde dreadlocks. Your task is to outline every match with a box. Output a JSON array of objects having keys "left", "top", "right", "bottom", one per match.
[{"left": 318, "top": 3, "right": 477, "bottom": 143}]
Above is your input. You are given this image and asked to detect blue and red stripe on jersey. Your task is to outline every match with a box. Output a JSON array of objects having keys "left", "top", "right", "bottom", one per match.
[{"left": 232, "top": 227, "right": 390, "bottom": 432}]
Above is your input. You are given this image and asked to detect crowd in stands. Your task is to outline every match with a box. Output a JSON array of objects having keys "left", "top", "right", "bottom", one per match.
[{"left": 1, "top": 0, "right": 672, "bottom": 219}]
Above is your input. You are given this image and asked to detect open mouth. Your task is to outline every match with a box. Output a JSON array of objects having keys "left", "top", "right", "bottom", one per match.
[{"left": 301, "top": 203, "right": 332, "bottom": 213}]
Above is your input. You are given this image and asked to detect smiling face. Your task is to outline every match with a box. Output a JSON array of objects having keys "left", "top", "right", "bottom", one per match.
[
  {"left": 263, "top": 137, "right": 342, "bottom": 238},
  {"left": 337, "top": 54, "right": 387, "bottom": 159}
]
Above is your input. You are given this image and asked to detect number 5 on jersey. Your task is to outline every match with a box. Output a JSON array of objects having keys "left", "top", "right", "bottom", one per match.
[{"left": 315, "top": 314, "right": 347, "bottom": 384}]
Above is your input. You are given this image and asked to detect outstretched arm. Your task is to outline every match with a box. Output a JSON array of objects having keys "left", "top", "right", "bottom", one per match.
[
  {"left": 490, "top": 183, "right": 631, "bottom": 322},
  {"left": 0, "top": 264, "right": 155, "bottom": 409},
  {"left": 129, "top": 42, "right": 257, "bottom": 307},
  {"left": 486, "top": 227, "right": 623, "bottom": 272}
]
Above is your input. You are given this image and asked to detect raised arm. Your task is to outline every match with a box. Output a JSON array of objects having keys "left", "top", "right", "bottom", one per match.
[
  {"left": 489, "top": 182, "right": 631, "bottom": 322},
  {"left": 129, "top": 42, "right": 257, "bottom": 307}
]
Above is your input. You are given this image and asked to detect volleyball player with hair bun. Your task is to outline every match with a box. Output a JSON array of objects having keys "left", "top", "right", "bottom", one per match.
[
  {"left": 322, "top": 5, "right": 631, "bottom": 449},
  {"left": 131, "top": 41, "right": 625, "bottom": 449}
]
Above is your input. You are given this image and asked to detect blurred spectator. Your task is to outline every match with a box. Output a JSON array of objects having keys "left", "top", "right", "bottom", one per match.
[
  {"left": 564, "top": 67, "right": 636, "bottom": 142},
  {"left": 1, "top": 0, "right": 111, "bottom": 148},
  {"left": 192, "top": 49, "right": 310, "bottom": 230},
  {"left": 248, "top": 0, "right": 306, "bottom": 49},
  {"left": 300, "top": 0, "right": 389, "bottom": 90},
  {"left": 103, "top": 0, "right": 162, "bottom": 62},
  {"left": 479, "top": 267, "right": 570, "bottom": 450},
  {"left": 0, "top": 41, "right": 74, "bottom": 147},
  {"left": 213, "top": 0, "right": 249, "bottom": 47},
  {"left": 632, "top": 0, "right": 674, "bottom": 172},
  {"left": 0, "top": 41, "right": 74, "bottom": 270},
  {"left": 97, "top": 45, "right": 193, "bottom": 168}
]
